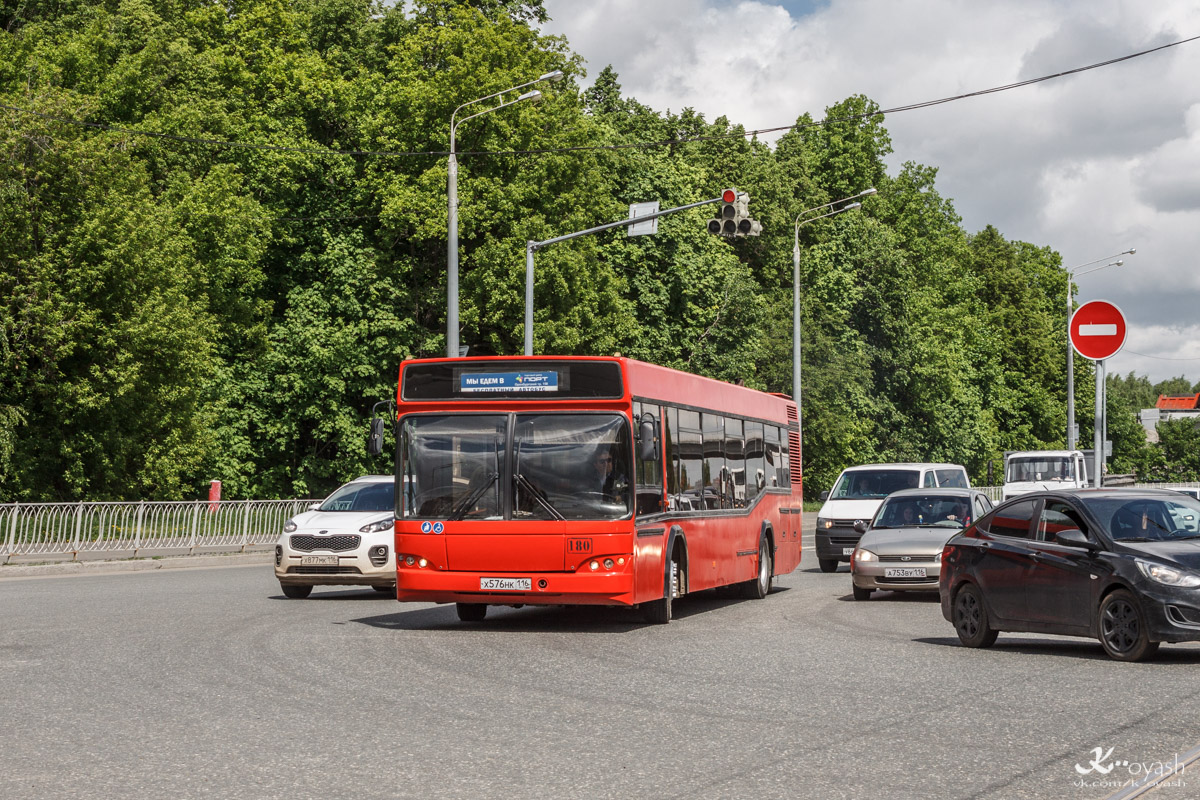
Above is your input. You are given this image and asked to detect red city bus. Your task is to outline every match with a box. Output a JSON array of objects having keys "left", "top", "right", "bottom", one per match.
[{"left": 379, "top": 356, "right": 803, "bottom": 623}]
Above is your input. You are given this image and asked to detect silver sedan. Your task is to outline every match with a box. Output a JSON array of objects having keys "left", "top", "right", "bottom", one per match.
[{"left": 850, "top": 488, "right": 993, "bottom": 600}]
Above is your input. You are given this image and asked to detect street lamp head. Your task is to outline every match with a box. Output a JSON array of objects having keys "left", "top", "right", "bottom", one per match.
[
  {"left": 1126, "top": 248, "right": 1136, "bottom": 255},
  {"left": 859, "top": 188, "right": 878, "bottom": 198},
  {"left": 843, "top": 202, "right": 862, "bottom": 211},
  {"left": 539, "top": 70, "right": 565, "bottom": 83},
  {"left": 518, "top": 89, "right": 543, "bottom": 104}
]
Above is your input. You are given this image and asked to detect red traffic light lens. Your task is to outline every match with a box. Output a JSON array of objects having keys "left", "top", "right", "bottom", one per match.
[{"left": 722, "top": 189, "right": 736, "bottom": 203}]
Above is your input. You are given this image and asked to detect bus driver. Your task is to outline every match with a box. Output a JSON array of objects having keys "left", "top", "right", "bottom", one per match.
[{"left": 584, "top": 444, "right": 629, "bottom": 508}]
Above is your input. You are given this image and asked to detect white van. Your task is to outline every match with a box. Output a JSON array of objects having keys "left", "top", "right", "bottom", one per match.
[{"left": 815, "top": 463, "right": 970, "bottom": 573}]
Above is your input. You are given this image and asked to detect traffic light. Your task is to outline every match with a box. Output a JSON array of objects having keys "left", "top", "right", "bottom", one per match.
[{"left": 707, "top": 188, "right": 761, "bottom": 237}]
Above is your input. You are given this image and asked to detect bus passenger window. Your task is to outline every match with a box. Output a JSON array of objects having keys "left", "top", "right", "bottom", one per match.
[{"left": 744, "top": 420, "right": 765, "bottom": 501}]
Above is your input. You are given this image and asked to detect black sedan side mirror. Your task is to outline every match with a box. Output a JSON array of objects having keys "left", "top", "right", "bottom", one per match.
[
  {"left": 853, "top": 520, "right": 868, "bottom": 534},
  {"left": 1056, "top": 528, "right": 1100, "bottom": 550}
]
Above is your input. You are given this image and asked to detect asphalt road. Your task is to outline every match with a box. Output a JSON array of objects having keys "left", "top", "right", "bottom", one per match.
[{"left": 3, "top": 524, "right": 1199, "bottom": 800}]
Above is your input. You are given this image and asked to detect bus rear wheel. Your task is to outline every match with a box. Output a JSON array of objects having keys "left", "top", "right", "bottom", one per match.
[
  {"left": 741, "top": 535, "right": 772, "bottom": 599},
  {"left": 456, "top": 603, "right": 487, "bottom": 622},
  {"left": 643, "top": 556, "right": 678, "bottom": 624}
]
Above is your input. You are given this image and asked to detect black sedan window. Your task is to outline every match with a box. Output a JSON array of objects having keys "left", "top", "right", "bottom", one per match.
[
  {"left": 1037, "top": 501, "right": 1086, "bottom": 541},
  {"left": 982, "top": 500, "right": 1036, "bottom": 539}
]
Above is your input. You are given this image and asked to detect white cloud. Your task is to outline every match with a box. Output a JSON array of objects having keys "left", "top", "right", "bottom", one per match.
[{"left": 542, "top": 0, "right": 1200, "bottom": 383}]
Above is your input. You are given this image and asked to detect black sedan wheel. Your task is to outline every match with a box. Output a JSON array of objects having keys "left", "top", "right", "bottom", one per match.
[
  {"left": 1098, "top": 590, "right": 1160, "bottom": 662},
  {"left": 953, "top": 583, "right": 998, "bottom": 648}
]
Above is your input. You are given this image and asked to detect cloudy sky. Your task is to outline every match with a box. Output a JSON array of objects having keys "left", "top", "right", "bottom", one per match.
[{"left": 540, "top": 0, "right": 1200, "bottom": 385}]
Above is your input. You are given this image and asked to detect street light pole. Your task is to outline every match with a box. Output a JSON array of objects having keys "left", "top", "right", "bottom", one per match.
[
  {"left": 524, "top": 195, "right": 726, "bottom": 355},
  {"left": 792, "top": 188, "right": 876, "bottom": 406},
  {"left": 446, "top": 70, "right": 563, "bottom": 358},
  {"left": 1063, "top": 248, "right": 1134, "bottom": 451}
]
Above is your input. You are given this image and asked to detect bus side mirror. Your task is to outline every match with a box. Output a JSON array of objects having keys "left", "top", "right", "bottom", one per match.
[
  {"left": 367, "top": 399, "right": 394, "bottom": 457},
  {"left": 637, "top": 417, "right": 658, "bottom": 462},
  {"left": 367, "top": 417, "right": 385, "bottom": 456},
  {"left": 819, "top": 490, "right": 830, "bottom": 502}
]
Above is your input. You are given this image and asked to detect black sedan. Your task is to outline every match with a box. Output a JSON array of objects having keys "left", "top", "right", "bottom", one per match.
[{"left": 939, "top": 488, "right": 1200, "bottom": 661}]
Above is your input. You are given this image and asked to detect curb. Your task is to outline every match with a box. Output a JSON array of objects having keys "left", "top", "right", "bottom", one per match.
[{"left": 0, "top": 552, "right": 274, "bottom": 580}]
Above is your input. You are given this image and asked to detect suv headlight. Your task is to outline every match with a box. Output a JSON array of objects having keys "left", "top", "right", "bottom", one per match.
[
  {"left": 817, "top": 517, "right": 833, "bottom": 530},
  {"left": 283, "top": 518, "right": 297, "bottom": 533},
  {"left": 1136, "top": 560, "right": 1200, "bottom": 588},
  {"left": 360, "top": 518, "right": 395, "bottom": 534}
]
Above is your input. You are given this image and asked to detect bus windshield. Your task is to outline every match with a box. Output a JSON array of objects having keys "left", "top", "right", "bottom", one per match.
[{"left": 401, "top": 413, "right": 632, "bottom": 521}]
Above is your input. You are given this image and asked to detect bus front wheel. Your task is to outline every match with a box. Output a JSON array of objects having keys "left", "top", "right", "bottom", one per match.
[
  {"left": 456, "top": 603, "right": 487, "bottom": 622},
  {"left": 643, "top": 556, "right": 678, "bottom": 624}
]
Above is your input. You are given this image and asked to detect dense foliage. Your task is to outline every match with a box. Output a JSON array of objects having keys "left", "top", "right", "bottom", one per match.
[{"left": 1, "top": 0, "right": 1195, "bottom": 500}]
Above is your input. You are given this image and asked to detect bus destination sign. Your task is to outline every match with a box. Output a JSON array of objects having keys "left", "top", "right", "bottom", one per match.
[{"left": 460, "top": 371, "right": 559, "bottom": 393}]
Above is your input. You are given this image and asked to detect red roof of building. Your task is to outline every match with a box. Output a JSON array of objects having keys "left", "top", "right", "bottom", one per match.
[{"left": 1156, "top": 393, "right": 1200, "bottom": 410}]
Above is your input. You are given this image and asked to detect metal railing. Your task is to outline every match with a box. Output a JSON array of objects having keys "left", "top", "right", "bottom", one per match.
[
  {"left": 975, "top": 482, "right": 1200, "bottom": 503},
  {"left": 7, "top": 482, "right": 1200, "bottom": 565},
  {"left": 1, "top": 499, "right": 318, "bottom": 564}
]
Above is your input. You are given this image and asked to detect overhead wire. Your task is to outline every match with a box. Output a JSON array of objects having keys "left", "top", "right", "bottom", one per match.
[
  {"left": 1122, "top": 351, "right": 1200, "bottom": 362},
  {"left": 1, "top": 34, "right": 1196, "bottom": 159}
]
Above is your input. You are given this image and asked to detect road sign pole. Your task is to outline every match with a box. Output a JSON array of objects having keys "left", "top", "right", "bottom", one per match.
[
  {"left": 1068, "top": 299, "right": 1125, "bottom": 488},
  {"left": 1094, "top": 359, "right": 1106, "bottom": 488}
]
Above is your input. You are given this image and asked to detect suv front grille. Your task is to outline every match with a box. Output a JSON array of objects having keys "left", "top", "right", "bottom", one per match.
[
  {"left": 290, "top": 534, "right": 361, "bottom": 552},
  {"left": 288, "top": 566, "right": 363, "bottom": 575}
]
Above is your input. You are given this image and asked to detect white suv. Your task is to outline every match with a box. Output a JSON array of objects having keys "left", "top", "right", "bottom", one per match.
[{"left": 274, "top": 475, "right": 397, "bottom": 598}]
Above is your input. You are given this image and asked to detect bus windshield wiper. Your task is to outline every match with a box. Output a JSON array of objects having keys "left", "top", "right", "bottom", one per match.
[
  {"left": 449, "top": 472, "right": 499, "bottom": 520},
  {"left": 516, "top": 473, "right": 564, "bottom": 520}
]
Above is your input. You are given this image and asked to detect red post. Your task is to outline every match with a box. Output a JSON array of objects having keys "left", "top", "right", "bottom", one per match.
[{"left": 208, "top": 479, "right": 222, "bottom": 513}]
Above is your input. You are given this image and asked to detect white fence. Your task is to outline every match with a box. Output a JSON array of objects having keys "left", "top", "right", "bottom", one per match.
[
  {"left": 974, "top": 482, "right": 1200, "bottom": 504},
  {"left": 6, "top": 482, "right": 1200, "bottom": 565},
  {"left": 1, "top": 499, "right": 317, "bottom": 564}
]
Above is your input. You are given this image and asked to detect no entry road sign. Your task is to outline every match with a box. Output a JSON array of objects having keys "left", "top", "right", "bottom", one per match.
[{"left": 1070, "top": 299, "right": 1127, "bottom": 361}]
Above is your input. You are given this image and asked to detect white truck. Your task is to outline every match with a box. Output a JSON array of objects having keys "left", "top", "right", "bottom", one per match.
[{"left": 1002, "top": 450, "right": 1089, "bottom": 501}]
